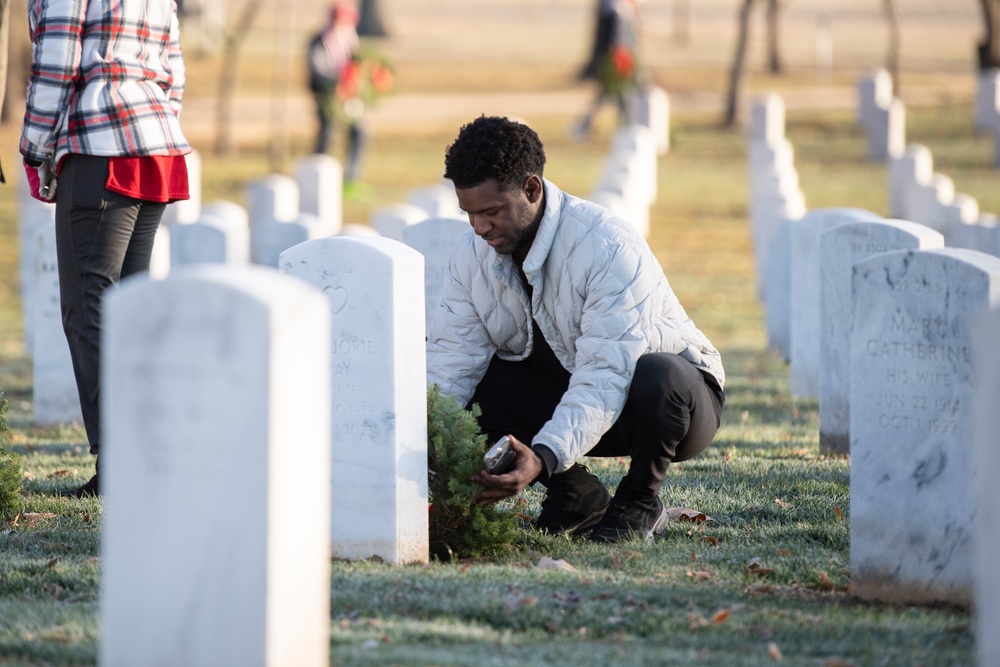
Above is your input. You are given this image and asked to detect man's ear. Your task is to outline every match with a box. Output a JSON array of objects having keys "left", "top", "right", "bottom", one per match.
[{"left": 523, "top": 174, "right": 544, "bottom": 204}]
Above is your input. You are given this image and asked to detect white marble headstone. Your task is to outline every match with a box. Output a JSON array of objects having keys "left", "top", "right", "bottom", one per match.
[
  {"left": 100, "top": 265, "right": 332, "bottom": 667},
  {"left": 407, "top": 183, "right": 462, "bottom": 219},
  {"left": 975, "top": 67, "right": 1000, "bottom": 131},
  {"left": 160, "top": 149, "right": 202, "bottom": 226},
  {"left": 857, "top": 68, "right": 892, "bottom": 131},
  {"left": 888, "top": 144, "right": 932, "bottom": 220},
  {"left": 850, "top": 248, "right": 1000, "bottom": 606},
  {"left": 403, "top": 217, "right": 471, "bottom": 332},
  {"left": 973, "top": 307, "right": 1000, "bottom": 667},
  {"left": 279, "top": 237, "right": 429, "bottom": 565},
  {"left": 790, "top": 208, "right": 881, "bottom": 398},
  {"left": 295, "top": 154, "right": 343, "bottom": 236},
  {"left": 252, "top": 213, "right": 330, "bottom": 268},
  {"left": 749, "top": 92, "right": 785, "bottom": 149},
  {"left": 634, "top": 84, "right": 670, "bottom": 155},
  {"left": 170, "top": 209, "right": 251, "bottom": 268},
  {"left": 31, "top": 225, "right": 83, "bottom": 427},
  {"left": 18, "top": 177, "right": 56, "bottom": 357},
  {"left": 908, "top": 173, "right": 954, "bottom": 233},
  {"left": 370, "top": 203, "right": 429, "bottom": 241},
  {"left": 818, "top": 219, "right": 944, "bottom": 456}
]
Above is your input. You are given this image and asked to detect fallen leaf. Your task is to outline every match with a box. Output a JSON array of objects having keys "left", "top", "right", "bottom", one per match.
[
  {"left": 50, "top": 470, "right": 71, "bottom": 478},
  {"left": 21, "top": 471, "right": 36, "bottom": 481},
  {"left": 667, "top": 507, "right": 715, "bottom": 524},
  {"left": 823, "top": 659, "right": 858, "bottom": 667},
  {"left": 701, "top": 536, "right": 719, "bottom": 546},
  {"left": 690, "top": 550, "right": 699, "bottom": 561},
  {"left": 553, "top": 592, "right": 580, "bottom": 609},
  {"left": 519, "top": 596, "right": 539, "bottom": 608},
  {"left": 686, "top": 569, "right": 714, "bottom": 581},
  {"left": 834, "top": 506, "right": 844, "bottom": 522},
  {"left": 686, "top": 613, "right": 708, "bottom": 630},
  {"left": 622, "top": 550, "right": 642, "bottom": 562},
  {"left": 768, "top": 642, "right": 783, "bottom": 661},
  {"left": 817, "top": 571, "right": 835, "bottom": 591},
  {"left": 774, "top": 498, "right": 791, "bottom": 508},
  {"left": 711, "top": 608, "right": 730, "bottom": 624},
  {"left": 746, "top": 557, "right": 774, "bottom": 575},
  {"left": 536, "top": 556, "right": 576, "bottom": 572},
  {"left": 774, "top": 549, "right": 789, "bottom": 556},
  {"left": 20, "top": 513, "right": 57, "bottom": 527},
  {"left": 459, "top": 563, "right": 470, "bottom": 573}
]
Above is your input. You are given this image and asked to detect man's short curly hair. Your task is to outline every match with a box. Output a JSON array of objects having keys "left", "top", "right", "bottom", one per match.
[{"left": 443, "top": 116, "right": 546, "bottom": 191}]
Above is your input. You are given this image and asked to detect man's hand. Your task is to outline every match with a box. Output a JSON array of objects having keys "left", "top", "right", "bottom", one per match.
[{"left": 471, "top": 435, "right": 542, "bottom": 505}]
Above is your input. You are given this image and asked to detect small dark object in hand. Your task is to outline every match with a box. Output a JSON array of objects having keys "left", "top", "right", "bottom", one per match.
[{"left": 483, "top": 436, "right": 516, "bottom": 475}]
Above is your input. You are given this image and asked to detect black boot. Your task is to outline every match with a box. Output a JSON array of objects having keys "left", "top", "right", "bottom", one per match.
[
  {"left": 535, "top": 464, "right": 610, "bottom": 536},
  {"left": 61, "top": 456, "right": 100, "bottom": 498}
]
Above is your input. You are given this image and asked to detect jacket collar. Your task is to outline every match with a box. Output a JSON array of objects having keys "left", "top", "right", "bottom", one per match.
[{"left": 521, "top": 179, "right": 563, "bottom": 280}]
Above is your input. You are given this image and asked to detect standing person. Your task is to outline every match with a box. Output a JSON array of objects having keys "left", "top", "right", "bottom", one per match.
[
  {"left": 427, "top": 116, "right": 725, "bottom": 544},
  {"left": 573, "top": 0, "right": 639, "bottom": 139},
  {"left": 20, "top": 0, "right": 191, "bottom": 497},
  {"left": 307, "top": 2, "right": 366, "bottom": 182}
]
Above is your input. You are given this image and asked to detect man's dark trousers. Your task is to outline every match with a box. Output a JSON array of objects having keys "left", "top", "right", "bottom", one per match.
[{"left": 469, "top": 323, "right": 725, "bottom": 497}]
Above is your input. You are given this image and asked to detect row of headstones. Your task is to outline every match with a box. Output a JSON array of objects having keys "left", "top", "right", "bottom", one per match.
[
  {"left": 890, "top": 142, "right": 1000, "bottom": 253},
  {"left": 17, "top": 154, "right": 475, "bottom": 426},
  {"left": 858, "top": 67, "right": 1000, "bottom": 168},
  {"left": 748, "top": 91, "right": 1000, "bottom": 664},
  {"left": 99, "top": 237, "right": 428, "bottom": 665},
  {"left": 748, "top": 93, "right": 1000, "bottom": 374},
  {"left": 975, "top": 67, "right": 1000, "bottom": 166},
  {"left": 747, "top": 93, "right": 807, "bottom": 358},
  {"left": 856, "top": 69, "right": 905, "bottom": 162}
]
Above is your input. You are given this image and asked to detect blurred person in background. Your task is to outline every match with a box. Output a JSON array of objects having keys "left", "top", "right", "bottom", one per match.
[
  {"left": 307, "top": 2, "right": 367, "bottom": 184},
  {"left": 20, "top": 0, "right": 191, "bottom": 497},
  {"left": 573, "top": 0, "right": 640, "bottom": 139}
]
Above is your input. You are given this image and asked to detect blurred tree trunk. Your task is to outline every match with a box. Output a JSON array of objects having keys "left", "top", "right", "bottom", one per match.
[
  {"left": 672, "top": 0, "right": 691, "bottom": 45},
  {"left": 2, "top": 0, "right": 29, "bottom": 125},
  {"left": 215, "top": 0, "right": 263, "bottom": 155},
  {"left": 765, "top": 0, "right": 782, "bottom": 74},
  {"left": 723, "top": 0, "right": 756, "bottom": 127},
  {"left": 978, "top": 0, "right": 1000, "bottom": 69},
  {"left": 883, "top": 0, "right": 901, "bottom": 93},
  {"left": 357, "top": 0, "right": 388, "bottom": 38}
]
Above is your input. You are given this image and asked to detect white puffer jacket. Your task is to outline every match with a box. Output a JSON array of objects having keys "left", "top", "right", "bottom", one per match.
[{"left": 426, "top": 180, "right": 724, "bottom": 474}]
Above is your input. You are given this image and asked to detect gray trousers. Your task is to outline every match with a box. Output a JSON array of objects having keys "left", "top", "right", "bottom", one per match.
[{"left": 55, "top": 155, "right": 166, "bottom": 454}]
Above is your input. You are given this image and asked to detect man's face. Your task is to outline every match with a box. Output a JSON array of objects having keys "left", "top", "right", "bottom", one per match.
[{"left": 455, "top": 177, "right": 543, "bottom": 260}]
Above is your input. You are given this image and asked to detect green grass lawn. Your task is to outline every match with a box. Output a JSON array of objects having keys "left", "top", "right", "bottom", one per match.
[{"left": 0, "top": 104, "right": 986, "bottom": 666}]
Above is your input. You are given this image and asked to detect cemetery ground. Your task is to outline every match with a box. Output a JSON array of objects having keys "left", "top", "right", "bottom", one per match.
[{"left": 2, "top": 101, "right": 998, "bottom": 665}]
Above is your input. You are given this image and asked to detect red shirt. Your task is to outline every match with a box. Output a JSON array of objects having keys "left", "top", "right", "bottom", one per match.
[{"left": 106, "top": 155, "right": 190, "bottom": 203}]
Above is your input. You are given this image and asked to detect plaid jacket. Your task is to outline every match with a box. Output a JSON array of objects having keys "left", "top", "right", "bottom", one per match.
[{"left": 20, "top": 0, "right": 190, "bottom": 168}]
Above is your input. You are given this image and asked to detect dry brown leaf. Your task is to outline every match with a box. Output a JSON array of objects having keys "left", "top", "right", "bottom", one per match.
[
  {"left": 690, "top": 550, "right": 699, "bottom": 561},
  {"left": 817, "top": 571, "right": 835, "bottom": 590},
  {"left": 519, "top": 596, "right": 539, "bottom": 608},
  {"left": 834, "top": 506, "right": 844, "bottom": 522},
  {"left": 701, "top": 536, "right": 719, "bottom": 546},
  {"left": 21, "top": 471, "right": 36, "bottom": 481},
  {"left": 823, "top": 659, "right": 858, "bottom": 667},
  {"left": 768, "top": 642, "right": 783, "bottom": 661},
  {"left": 774, "top": 498, "right": 791, "bottom": 508},
  {"left": 667, "top": 507, "right": 714, "bottom": 524},
  {"left": 686, "top": 569, "right": 714, "bottom": 581},
  {"left": 20, "top": 513, "right": 57, "bottom": 527},
  {"left": 536, "top": 556, "right": 576, "bottom": 572},
  {"left": 622, "top": 550, "right": 642, "bottom": 562},
  {"left": 711, "top": 608, "right": 730, "bottom": 624},
  {"left": 746, "top": 557, "right": 774, "bottom": 575},
  {"left": 50, "top": 470, "right": 71, "bottom": 478},
  {"left": 686, "top": 613, "right": 708, "bottom": 630}
]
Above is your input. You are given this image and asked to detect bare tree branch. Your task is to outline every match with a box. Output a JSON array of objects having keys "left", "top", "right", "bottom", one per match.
[
  {"left": 724, "top": 0, "right": 757, "bottom": 128},
  {"left": 215, "top": 0, "right": 264, "bottom": 155}
]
